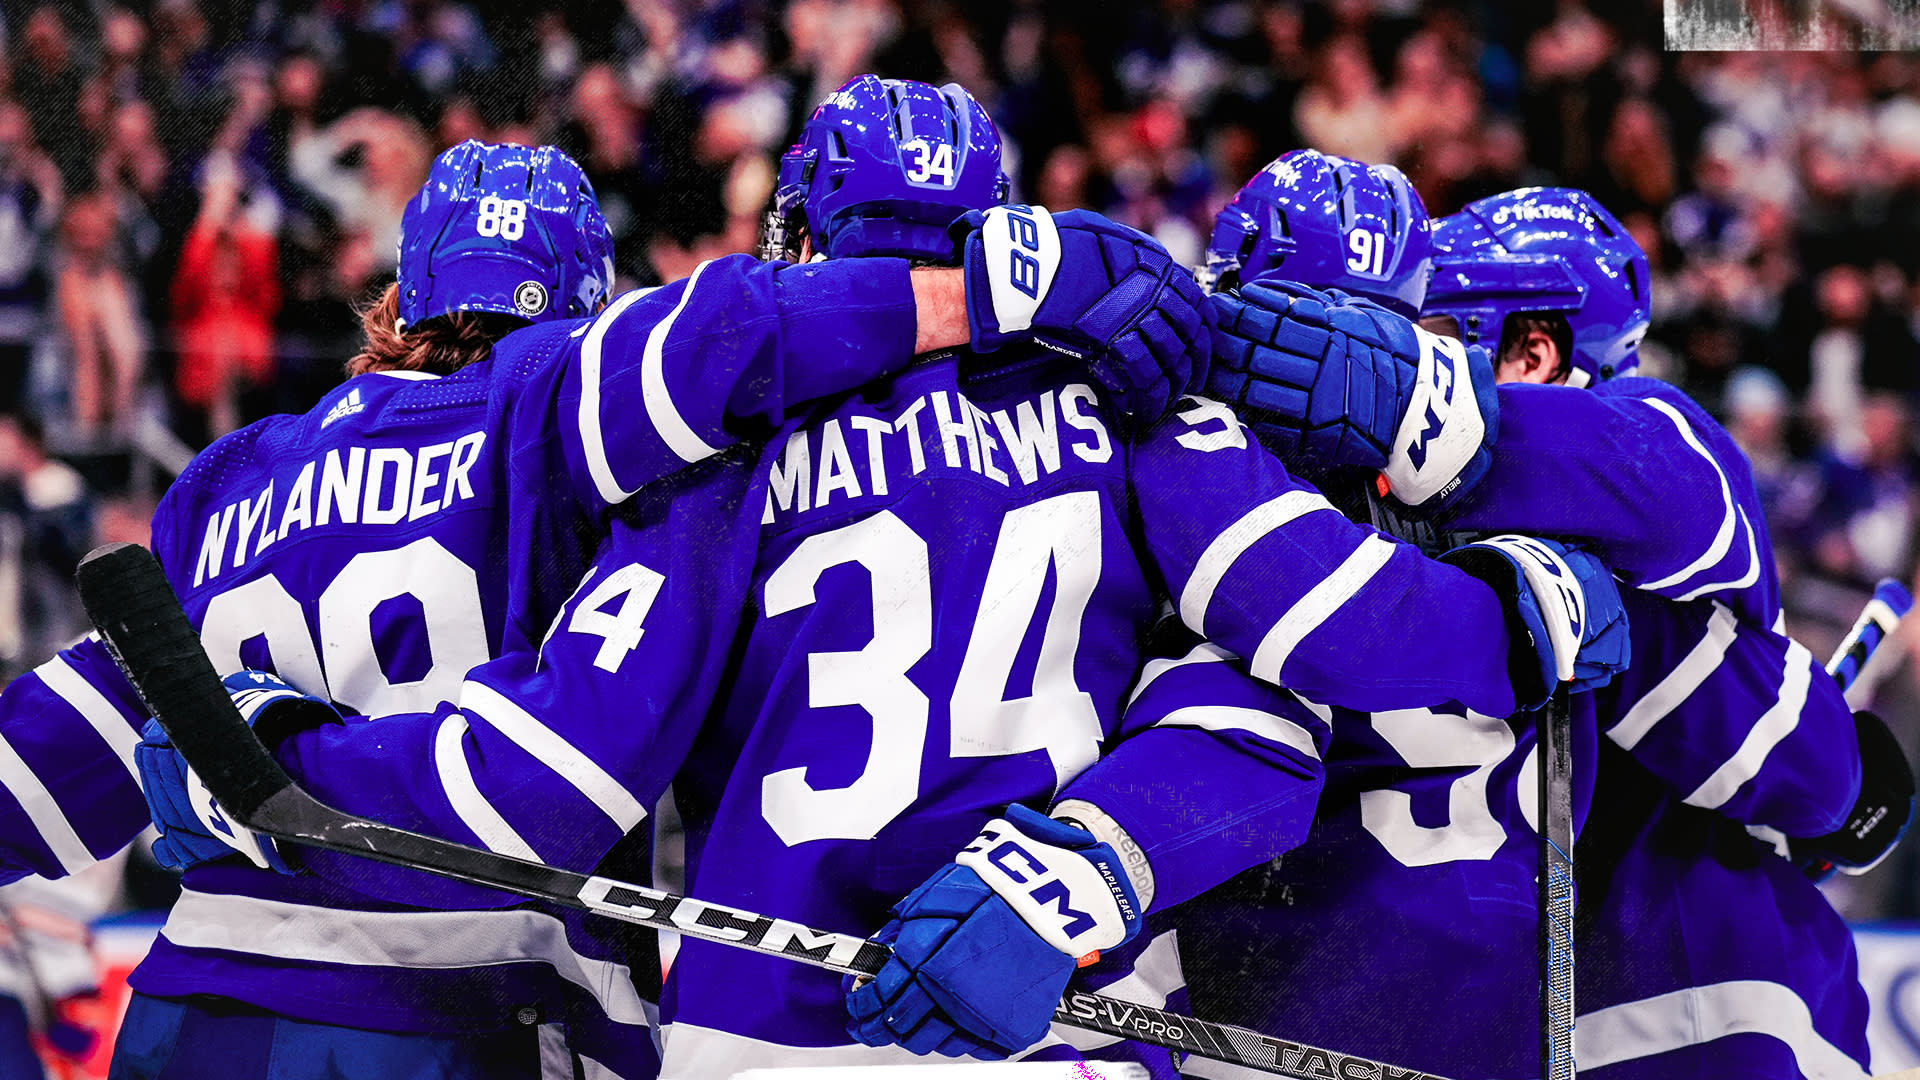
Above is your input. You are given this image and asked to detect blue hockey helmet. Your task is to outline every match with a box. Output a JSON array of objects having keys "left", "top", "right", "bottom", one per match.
[
  {"left": 397, "top": 140, "right": 615, "bottom": 329},
  {"left": 1199, "top": 149, "right": 1433, "bottom": 318},
  {"left": 1424, "top": 187, "right": 1650, "bottom": 386},
  {"left": 760, "top": 74, "right": 1009, "bottom": 264}
]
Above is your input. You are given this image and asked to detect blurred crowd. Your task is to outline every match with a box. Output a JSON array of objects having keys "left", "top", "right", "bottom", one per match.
[{"left": 3, "top": 0, "right": 1920, "bottom": 900}]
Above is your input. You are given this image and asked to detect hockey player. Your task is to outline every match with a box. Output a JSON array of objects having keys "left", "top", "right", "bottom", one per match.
[
  {"left": 1419, "top": 189, "right": 1892, "bottom": 1079},
  {"left": 662, "top": 87, "right": 1625, "bottom": 1077},
  {"left": 2, "top": 136, "right": 1210, "bottom": 1078},
  {"left": 1195, "top": 178, "right": 1896, "bottom": 1077},
  {"left": 129, "top": 80, "right": 1628, "bottom": 1078}
]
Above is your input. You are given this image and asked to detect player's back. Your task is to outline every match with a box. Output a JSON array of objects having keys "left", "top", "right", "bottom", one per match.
[
  {"left": 662, "top": 351, "right": 1172, "bottom": 1076},
  {"left": 132, "top": 336, "right": 628, "bottom": 1036},
  {"left": 1570, "top": 745, "right": 1869, "bottom": 1080},
  {"left": 1179, "top": 691, "right": 1600, "bottom": 1080}
]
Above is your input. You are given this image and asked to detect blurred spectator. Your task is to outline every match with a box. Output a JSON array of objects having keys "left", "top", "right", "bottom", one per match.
[
  {"left": 14, "top": 7, "right": 88, "bottom": 194},
  {"left": 0, "top": 411, "right": 92, "bottom": 674},
  {"left": 288, "top": 106, "right": 430, "bottom": 288},
  {"left": 0, "top": 101, "right": 58, "bottom": 417},
  {"left": 1294, "top": 34, "right": 1397, "bottom": 165},
  {"left": 54, "top": 193, "right": 144, "bottom": 444},
  {"left": 1808, "top": 391, "right": 1919, "bottom": 583},
  {"left": 171, "top": 152, "right": 280, "bottom": 440}
]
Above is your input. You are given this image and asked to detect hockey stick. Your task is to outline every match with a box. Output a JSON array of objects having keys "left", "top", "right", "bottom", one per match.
[
  {"left": 1827, "top": 578, "right": 1913, "bottom": 693},
  {"left": 76, "top": 542, "right": 1453, "bottom": 1080},
  {"left": 1538, "top": 683, "right": 1575, "bottom": 1080}
]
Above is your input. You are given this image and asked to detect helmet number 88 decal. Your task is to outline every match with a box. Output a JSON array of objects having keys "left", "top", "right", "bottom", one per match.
[
  {"left": 1346, "top": 227, "right": 1389, "bottom": 277},
  {"left": 476, "top": 196, "right": 529, "bottom": 240}
]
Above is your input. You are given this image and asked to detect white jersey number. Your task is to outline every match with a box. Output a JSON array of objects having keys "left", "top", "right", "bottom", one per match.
[
  {"left": 761, "top": 493, "right": 1105, "bottom": 846},
  {"left": 198, "top": 537, "right": 490, "bottom": 715},
  {"left": 1358, "top": 707, "right": 1515, "bottom": 866}
]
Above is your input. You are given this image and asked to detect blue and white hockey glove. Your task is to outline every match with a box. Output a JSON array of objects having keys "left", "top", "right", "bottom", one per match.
[
  {"left": 847, "top": 803, "right": 1143, "bottom": 1059},
  {"left": 1439, "top": 536, "right": 1630, "bottom": 709},
  {"left": 1204, "top": 280, "right": 1499, "bottom": 514},
  {"left": 1790, "top": 710, "right": 1916, "bottom": 882},
  {"left": 135, "top": 670, "right": 343, "bottom": 874},
  {"left": 953, "top": 205, "right": 1208, "bottom": 422}
]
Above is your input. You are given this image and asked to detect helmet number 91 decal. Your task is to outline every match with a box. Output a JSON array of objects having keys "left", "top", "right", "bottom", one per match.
[
  {"left": 476, "top": 196, "right": 529, "bottom": 241},
  {"left": 1346, "top": 227, "right": 1389, "bottom": 277}
]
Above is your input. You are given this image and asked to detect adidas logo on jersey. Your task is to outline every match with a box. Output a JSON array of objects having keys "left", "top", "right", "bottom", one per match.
[{"left": 322, "top": 388, "right": 365, "bottom": 429}]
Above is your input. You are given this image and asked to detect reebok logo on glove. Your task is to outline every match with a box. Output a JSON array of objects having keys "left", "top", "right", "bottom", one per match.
[{"left": 980, "top": 205, "right": 1061, "bottom": 337}]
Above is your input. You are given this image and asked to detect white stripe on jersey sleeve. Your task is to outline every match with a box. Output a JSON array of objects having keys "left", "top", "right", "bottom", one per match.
[
  {"left": 433, "top": 714, "right": 539, "bottom": 861},
  {"left": 1635, "top": 398, "right": 1751, "bottom": 594},
  {"left": 459, "top": 681, "right": 649, "bottom": 831},
  {"left": 1151, "top": 704, "right": 1321, "bottom": 760},
  {"left": 1249, "top": 534, "right": 1395, "bottom": 683},
  {"left": 1178, "top": 490, "right": 1335, "bottom": 633},
  {"left": 34, "top": 651, "right": 140, "bottom": 776},
  {"left": 579, "top": 289, "right": 655, "bottom": 505},
  {"left": 0, "top": 729, "right": 94, "bottom": 874},
  {"left": 1126, "top": 641, "right": 1235, "bottom": 707},
  {"left": 1576, "top": 979, "right": 1866, "bottom": 1078},
  {"left": 1683, "top": 638, "right": 1813, "bottom": 811},
  {"left": 1672, "top": 506, "right": 1761, "bottom": 603},
  {"left": 639, "top": 260, "right": 724, "bottom": 468},
  {"left": 1607, "top": 601, "right": 1739, "bottom": 750}
]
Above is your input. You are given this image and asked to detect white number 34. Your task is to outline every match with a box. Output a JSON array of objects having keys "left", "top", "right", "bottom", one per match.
[{"left": 904, "top": 140, "right": 956, "bottom": 185}]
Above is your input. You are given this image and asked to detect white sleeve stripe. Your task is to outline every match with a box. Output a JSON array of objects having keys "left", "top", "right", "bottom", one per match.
[
  {"left": 432, "top": 715, "right": 540, "bottom": 861},
  {"left": 1152, "top": 705, "right": 1321, "bottom": 760},
  {"left": 460, "top": 681, "right": 649, "bottom": 831},
  {"left": 1127, "top": 642, "right": 1236, "bottom": 707},
  {"left": 0, "top": 729, "right": 94, "bottom": 875},
  {"left": 1636, "top": 398, "right": 1746, "bottom": 591},
  {"left": 1178, "top": 490, "right": 1335, "bottom": 633},
  {"left": 1250, "top": 534, "right": 1396, "bottom": 684},
  {"left": 34, "top": 655, "right": 140, "bottom": 776},
  {"left": 579, "top": 288, "right": 653, "bottom": 505},
  {"left": 1671, "top": 507, "right": 1761, "bottom": 602},
  {"left": 1684, "top": 638, "right": 1813, "bottom": 810},
  {"left": 1607, "top": 602, "right": 1739, "bottom": 750},
  {"left": 1576, "top": 979, "right": 1866, "bottom": 1078},
  {"left": 641, "top": 260, "right": 723, "bottom": 467}
]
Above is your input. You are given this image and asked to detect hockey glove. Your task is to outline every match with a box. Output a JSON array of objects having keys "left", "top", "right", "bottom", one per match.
[
  {"left": 953, "top": 205, "right": 1208, "bottom": 422},
  {"left": 1205, "top": 280, "right": 1498, "bottom": 514},
  {"left": 1792, "top": 710, "right": 1916, "bottom": 882},
  {"left": 847, "top": 803, "right": 1143, "bottom": 1059},
  {"left": 1439, "top": 536, "right": 1630, "bottom": 709},
  {"left": 135, "top": 670, "right": 343, "bottom": 874}
]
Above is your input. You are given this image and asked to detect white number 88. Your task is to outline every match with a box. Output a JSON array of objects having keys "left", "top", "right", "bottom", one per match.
[{"left": 475, "top": 196, "right": 528, "bottom": 241}]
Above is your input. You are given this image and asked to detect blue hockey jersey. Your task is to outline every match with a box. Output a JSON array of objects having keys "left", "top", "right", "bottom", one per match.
[
  {"left": 0, "top": 253, "right": 932, "bottom": 1045},
  {"left": 655, "top": 355, "right": 1542, "bottom": 1077},
  {"left": 1451, "top": 377, "right": 1776, "bottom": 624},
  {"left": 1181, "top": 375, "right": 1864, "bottom": 1080}
]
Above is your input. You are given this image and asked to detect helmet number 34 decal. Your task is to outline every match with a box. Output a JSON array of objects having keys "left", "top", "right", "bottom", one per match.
[
  {"left": 903, "top": 139, "right": 956, "bottom": 185},
  {"left": 475, "top": 195, "right": 529, "bottom": 240}
]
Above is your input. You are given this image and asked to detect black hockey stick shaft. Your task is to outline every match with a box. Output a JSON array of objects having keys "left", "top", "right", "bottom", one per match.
[
  {"left": 76, "top": 542, "right": 1453, "bottom": 1080},
  {"left": 1828, "top": 578, "right": 1913, "bottom": 693},
  {"left": 1539, "top": 683, "right": 1575, "bottom": 1080}
]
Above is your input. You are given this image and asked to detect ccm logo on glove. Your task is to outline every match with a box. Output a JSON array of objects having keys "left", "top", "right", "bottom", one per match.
[{"left": 958, "top": 818, "right": 1136, "bottom": 960}]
